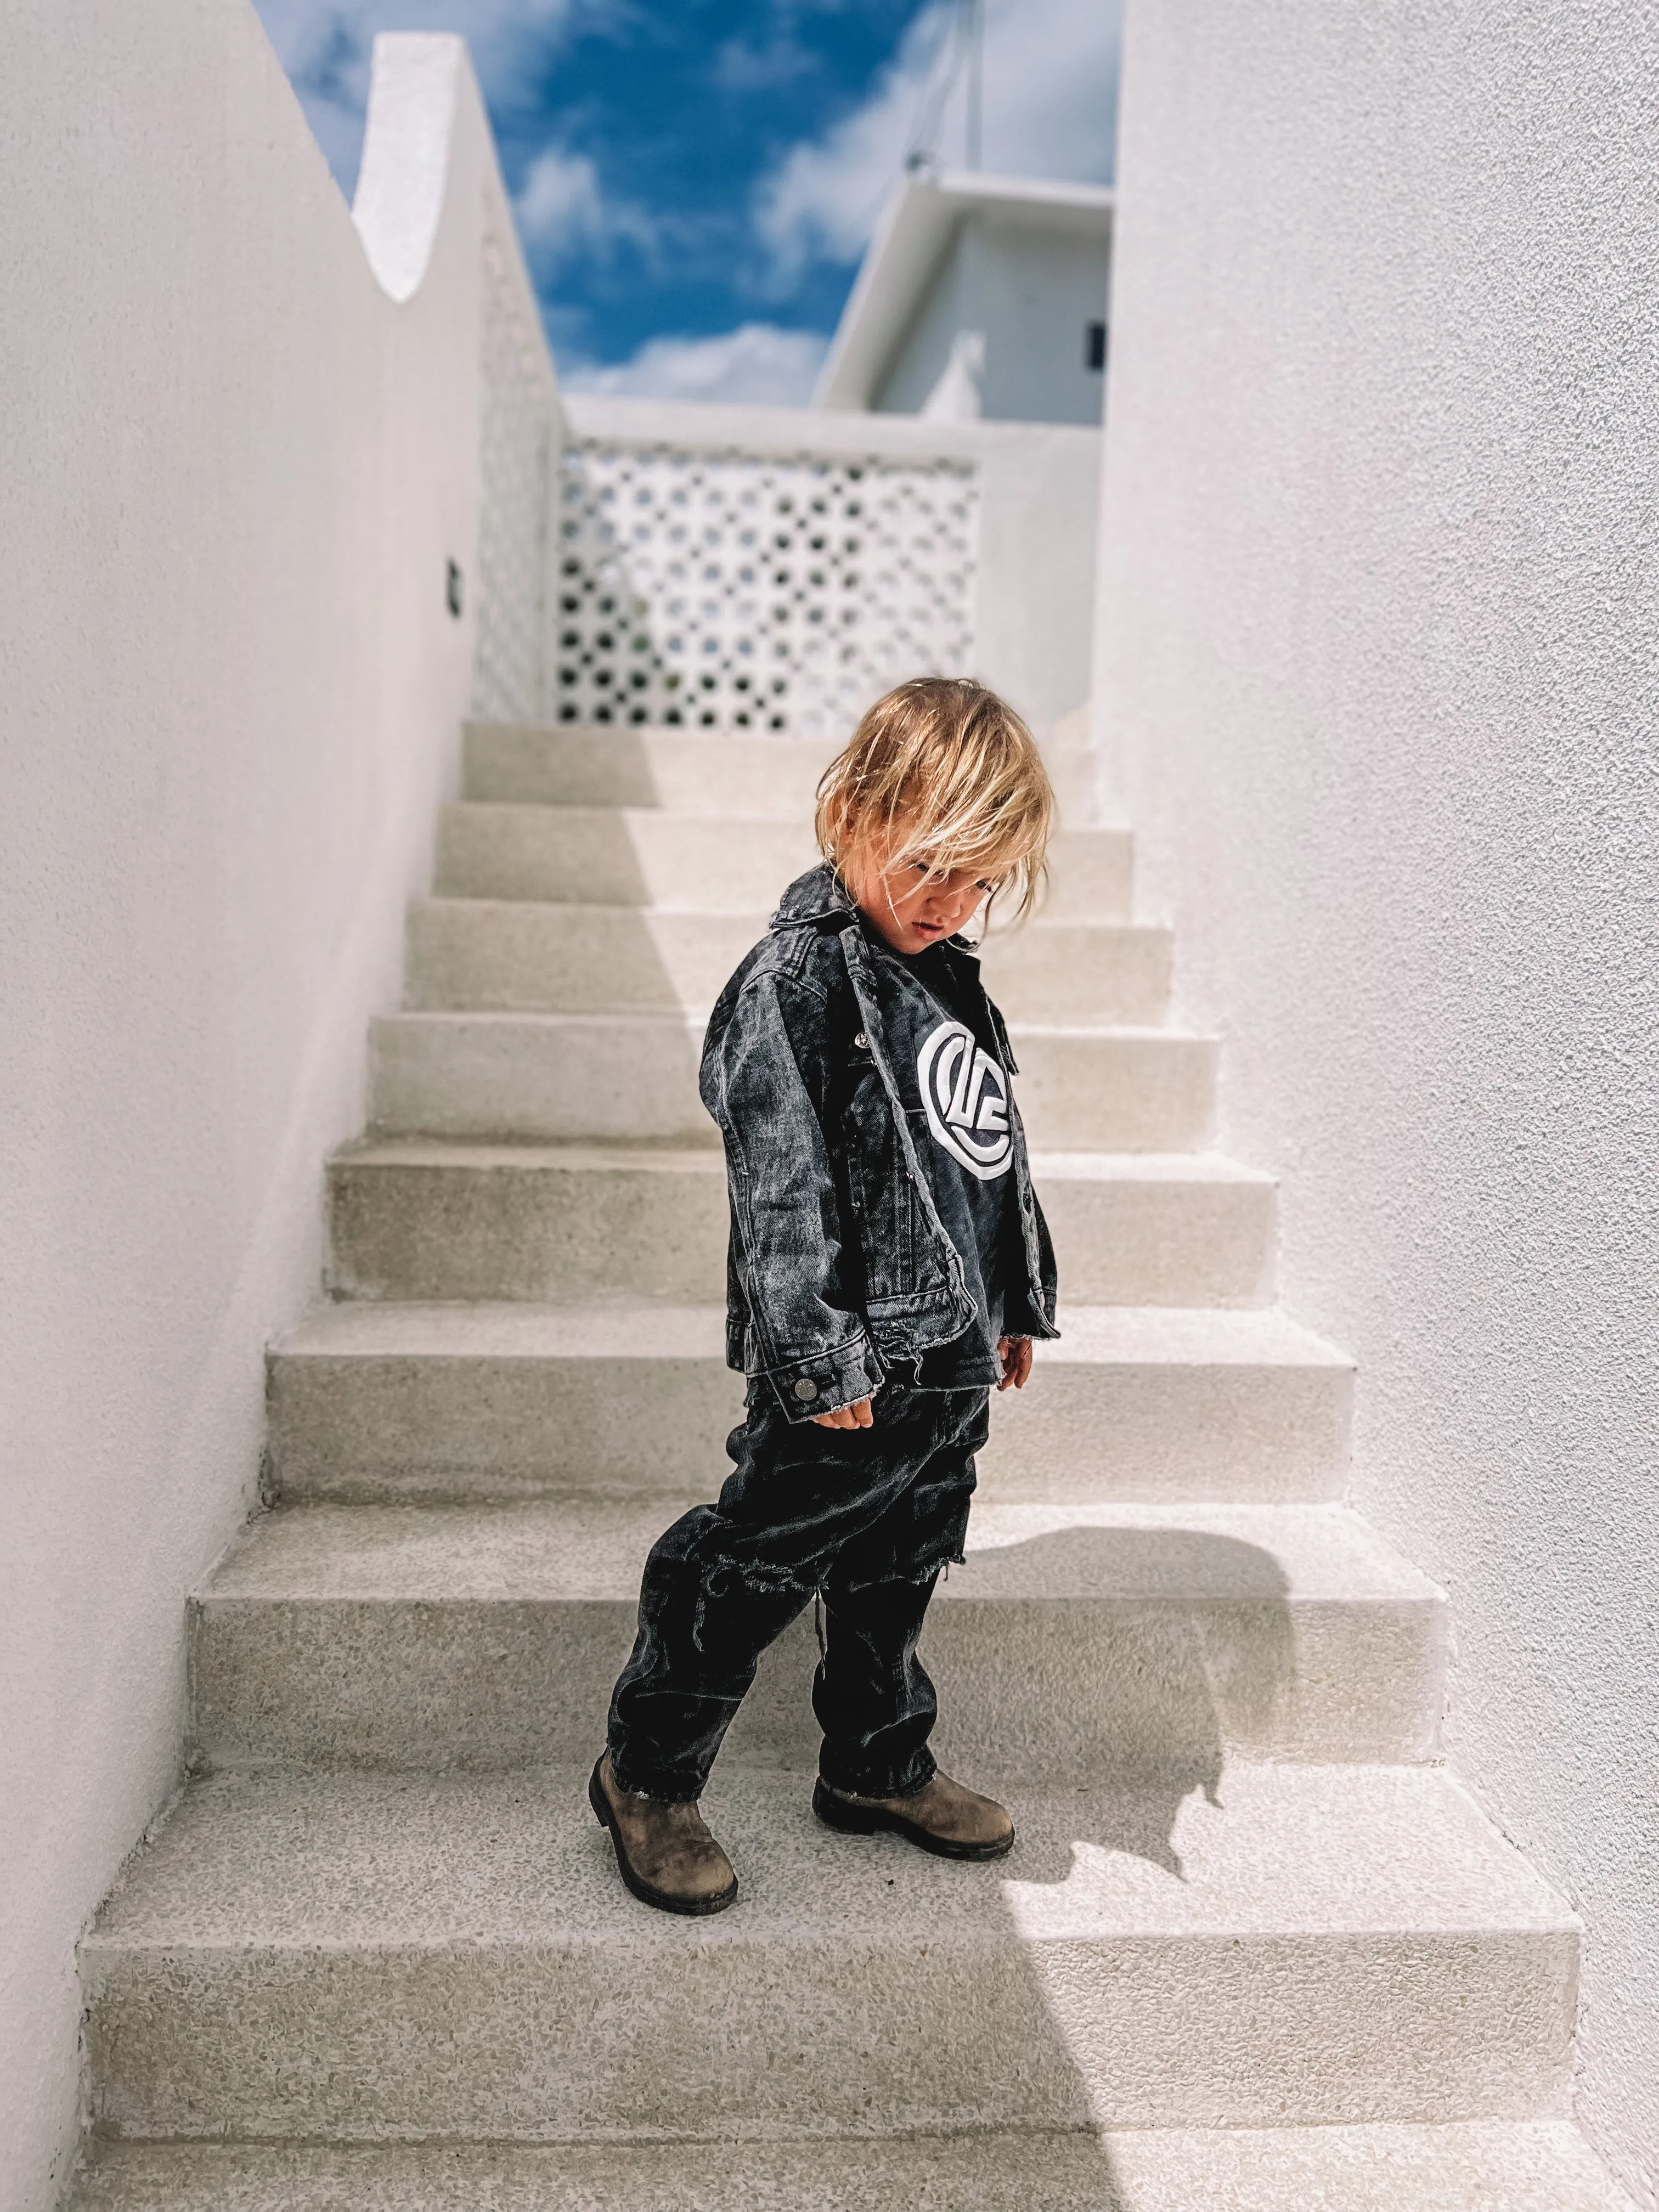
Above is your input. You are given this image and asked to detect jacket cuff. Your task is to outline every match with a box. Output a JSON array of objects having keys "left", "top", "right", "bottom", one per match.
[
  {"left": 1002, "top": 1289, "right": 1062, "bottom": 1342},
  {"left": 765, "top": 1334, "right": 885, "bottom": 1424}
]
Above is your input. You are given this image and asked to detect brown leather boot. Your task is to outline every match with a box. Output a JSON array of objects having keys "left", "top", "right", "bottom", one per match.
[
  {"left": 812, "top": 1770, "right": 1015, "bottom": 1861},
  {"left": 589, "top": 1753, "right": 738, "bottom": 1916}
]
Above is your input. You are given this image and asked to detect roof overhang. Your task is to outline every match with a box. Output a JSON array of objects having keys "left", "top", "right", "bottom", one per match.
[{"left": 813, "top": 167, "right": 1115, "bottom": 413}]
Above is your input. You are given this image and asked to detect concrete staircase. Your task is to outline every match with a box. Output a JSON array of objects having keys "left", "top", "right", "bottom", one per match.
[{"left": 70, "top": 723, "right": 1628, "bottom": 2209}]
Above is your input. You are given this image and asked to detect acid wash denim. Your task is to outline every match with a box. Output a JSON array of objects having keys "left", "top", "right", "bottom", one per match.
[
  {"left": 608, "top": 1383, "right": 990, "bottom": 1801},
  {"left": 606, "top": 864, "right": 1059, "bottom": 1803}
]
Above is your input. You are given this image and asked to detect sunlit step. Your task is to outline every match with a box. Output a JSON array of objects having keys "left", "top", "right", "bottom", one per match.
[
  {"left": 326, "top": 1142, "right": 1275, "bottom": 1309},
  {"left": 404, "top": 898, "right": 1172, "bottom": 1025},
  {"left": 435, "top": 803, "right": 1132, "bottom": 922},
  {"left": 366, "top": 1013, "right": 1216, "bottom": 1151},
  {"left": 267, "top": 1301, "right": 1352, "bottom": 1506},
  {"left": 81, "top": 1763, "right": 1576, "bottom": 2141},
  {"left": 190, "top": 1497, "right": 1446, "bottom": 1774}
]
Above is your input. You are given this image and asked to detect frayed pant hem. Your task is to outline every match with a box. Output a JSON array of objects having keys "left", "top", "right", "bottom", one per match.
[
  {"left": 605, "top": 1752, "right": 706, "bottom": 1805},
  {"left": 817, "top": 1751, "right": 937, "bottom": 1802}
]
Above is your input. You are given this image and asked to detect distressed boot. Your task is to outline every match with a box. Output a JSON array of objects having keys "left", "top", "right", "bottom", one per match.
[
  {"left": 812, "top": 1769, "right": 1015, "bottom": 1861},
  {"left": 589, "top": 1753, "right": 738, "bottom": 1916}
]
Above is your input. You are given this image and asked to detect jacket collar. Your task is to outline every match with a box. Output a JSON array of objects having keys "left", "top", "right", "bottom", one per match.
[
  {"left": 768, "top": 861, "right": 980, "bottom": 959},
  {"left": 769, "top": 863, "right": 854, "bottom": 930}
]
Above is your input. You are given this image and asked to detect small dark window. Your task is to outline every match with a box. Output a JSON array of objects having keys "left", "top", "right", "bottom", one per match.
[{"left": 1086, "top": 320, "right": 1108, "bottom": 371}]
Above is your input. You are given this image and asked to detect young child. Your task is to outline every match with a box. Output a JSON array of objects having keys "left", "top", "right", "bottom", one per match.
[{"left": 591, "top": 676, "right": 1059, "bottom": 1914}]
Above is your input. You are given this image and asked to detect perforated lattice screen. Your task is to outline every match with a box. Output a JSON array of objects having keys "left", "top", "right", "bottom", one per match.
[
  {"left": 553, "top": 442, "right": 979, "bottom": 740},
  {"left": 472, "top": 230, "right": 553, "bottom": 725}
]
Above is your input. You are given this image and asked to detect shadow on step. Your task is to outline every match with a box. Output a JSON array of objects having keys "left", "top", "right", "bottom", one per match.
[
  {"left": 944, "top": 1523, "right": 1296, "bottom": 1856},
  {"left": 731, "top": 1524, "right": 1296, "bottom": 1879}
]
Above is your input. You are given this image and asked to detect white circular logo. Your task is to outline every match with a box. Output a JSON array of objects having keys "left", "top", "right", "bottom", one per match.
[{"left": 917, "top": 1020, "right": 1013, "bottom": 1181}]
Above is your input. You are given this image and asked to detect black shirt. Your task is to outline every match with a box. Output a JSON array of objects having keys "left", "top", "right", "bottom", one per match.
[{"left": 860, "top": 922, "right": 1017, "bottom": 1390}]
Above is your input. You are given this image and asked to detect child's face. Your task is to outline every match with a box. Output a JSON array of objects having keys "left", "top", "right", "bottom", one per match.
[{"left": 842, "top": 837, "right": 995, "bottom": 957}]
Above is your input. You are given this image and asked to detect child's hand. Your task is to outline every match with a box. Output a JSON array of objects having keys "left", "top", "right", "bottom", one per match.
[
  {"left": 812, "top": 1398, "right": 874, "bottom": 1429},
  {"left": 997, "top": 1337, "right": 1033, "bottom": 1391}
]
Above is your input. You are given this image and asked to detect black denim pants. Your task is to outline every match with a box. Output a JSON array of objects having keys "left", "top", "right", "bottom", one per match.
[{"left": 607, "top": 1382, "right": 990, "bottom": 1802}]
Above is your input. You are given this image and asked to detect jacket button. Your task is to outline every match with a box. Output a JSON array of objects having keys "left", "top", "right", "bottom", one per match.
[
  {"left": 794, "top": 1377, "right": 820, "bottom": 1401},
  {"left": 853, "top": 1032, "right": 867, "bottom": 1048}
]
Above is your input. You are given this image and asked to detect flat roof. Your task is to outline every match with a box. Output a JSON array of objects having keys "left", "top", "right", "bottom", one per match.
[{"left": 814, "top": 167, "right": 1115, "bottom": 413}]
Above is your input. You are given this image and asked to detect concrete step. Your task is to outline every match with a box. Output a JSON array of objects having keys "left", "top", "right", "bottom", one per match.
[
  {"left": 463, "top": 719, "right": 832, "bottom": 816},
  {"left": 266, "top": 1302, "right": 1352, "bottom": 1506},
  {"left": 979, "top": 918, "right": 1171, "bottom": 1024},
  {"left": 81, "top": 1764, "right": 1577, "bottom": 2141},
  {"left": 1043, "top": 740, "right": 1104, "bottom": 826},
  {"left": 459, "top": 720, "right": 1116, "bottom": 839},
  {"left": 68, "top": 2123, "right": 1638, "bottom": 2212},
  {"left": 435, "top": 803, "right": 819, "bottom": 911},
  {"left": 328, "top": 1141, "right": 726, "bottom": 1305},
  {"left": 325, "top": 1143, "right": 1277, "bottom": 1310},
  {"left": 406, "top": 900, "right": 759, "bottom": 1015},
  {"left": 434, "top": 803, "right": 1133, "bottom": 922},
  {"left": 190, "top": 1499, "right": 1446, "bottom": 1774},
  {"left": 404, "top": 898, "right": 1173, "bottom": 1025},
  {"left": 368, "top": 1012, "right": 718, "bottom": 1147},
  {"left": 367, "top": 1013, "right": 1216, "bottom": 1151}
]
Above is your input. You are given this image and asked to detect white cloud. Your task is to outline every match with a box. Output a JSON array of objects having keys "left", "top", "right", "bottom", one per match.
[
  {"left": 256, "top": 0, "right": 578, "bottom": 89},
  {"left": 712, "top": 33, "right": 815, "bottom": 94},
  {"left": 755, "top": 0, "right": 1122, "bottom": 284},
  {"left": 562, "top": 325, "right": 830, "bottom": 407},
  {"left": 516, "top": 146, "right": 605, "bottom": 250},
  {"left": 515, "top": 146, "right": 658, "bottom": 266},
  {"left": 756, "top": 6, "right": 948, "bottom": 279}
]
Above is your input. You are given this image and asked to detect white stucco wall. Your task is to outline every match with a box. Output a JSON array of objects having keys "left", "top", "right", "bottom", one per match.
[
  {"left": 876, "top": 216, "right": 1111, "bottom": 424},
  {"left": 875, "top": 237, "right": 970, "bottom": 415},
  {"left": 0, "top": 16, "right": 546, "bottom": 2209},
  {"left": 1094, "top": 3, "right": 1658, "bottom": 2199}
]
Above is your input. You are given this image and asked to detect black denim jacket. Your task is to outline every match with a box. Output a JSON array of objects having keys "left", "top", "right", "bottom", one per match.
[{"left": 700, "top": 865, "right": 1060, "bottom": 1422}]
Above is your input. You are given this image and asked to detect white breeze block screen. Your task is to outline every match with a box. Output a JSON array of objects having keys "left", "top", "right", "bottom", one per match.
[{"left": 553, "top": 438, "right": 979, "bottom": 739}]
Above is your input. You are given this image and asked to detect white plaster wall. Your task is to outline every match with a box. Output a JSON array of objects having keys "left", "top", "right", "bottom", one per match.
[
  {"left": 1094, "top": 3, "right": 1658, "bottom": 2198},
  {"left": 0, "top": 15, "right": 539, "bottom": 2208},
  {"left": 563, "top": 396, "right": 1100, "bottom": 741},
  {"left": 876, "top": 218, "right": 1110, "bottom": 424},
  {"left": 875, "top": 240, "right": 967, "bottom": 416},
  {"left": 969, "top": 416, "right": 1101, "bottom": 730}
]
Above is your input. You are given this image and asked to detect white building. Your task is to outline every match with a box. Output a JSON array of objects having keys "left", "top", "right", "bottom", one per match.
[{"left": 814, "top": 167, "right": 1114, "bottom": 425}]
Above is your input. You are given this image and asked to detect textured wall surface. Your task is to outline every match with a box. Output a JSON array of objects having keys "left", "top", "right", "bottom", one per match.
[
  {"left": 1094, "top": 3, "right": 1657, "bottom": 2200},
  {"left": 0, "top": 15, "right": 511, "bottom": 2208}
]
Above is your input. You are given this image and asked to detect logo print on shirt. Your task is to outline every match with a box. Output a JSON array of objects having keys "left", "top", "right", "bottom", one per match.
[{"left": 917, "top": 1019, "right": 1013, "bottom": 1181}]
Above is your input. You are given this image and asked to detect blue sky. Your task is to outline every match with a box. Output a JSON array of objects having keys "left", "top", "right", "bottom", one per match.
[{"left": 253, "top": 0, "right": 1121, "bottom": 403}]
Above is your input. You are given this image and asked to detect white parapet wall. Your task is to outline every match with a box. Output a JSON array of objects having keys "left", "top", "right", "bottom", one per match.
[
  {"left": 0, "top": 14, "right": 554, "bottom": 2209},
  {"left": 561, "top": 395, "right": 1101, "bottom": 748},
  {"left": 1093, "top": 2, "right": 1658, "bottom": 2201}
]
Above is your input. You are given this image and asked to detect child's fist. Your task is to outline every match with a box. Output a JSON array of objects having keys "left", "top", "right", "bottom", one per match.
[
  {"left": 997, "top": 1337, "right": 1032, "bottom": 1391},
  {"left": 812, "top": 1397, "right": 875, "bottom": 1429}
]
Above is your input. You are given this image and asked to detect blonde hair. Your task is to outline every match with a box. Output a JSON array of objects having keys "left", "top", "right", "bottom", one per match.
[{"left": 815, "top": 678, "right": 1053, "bottom": 924}]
